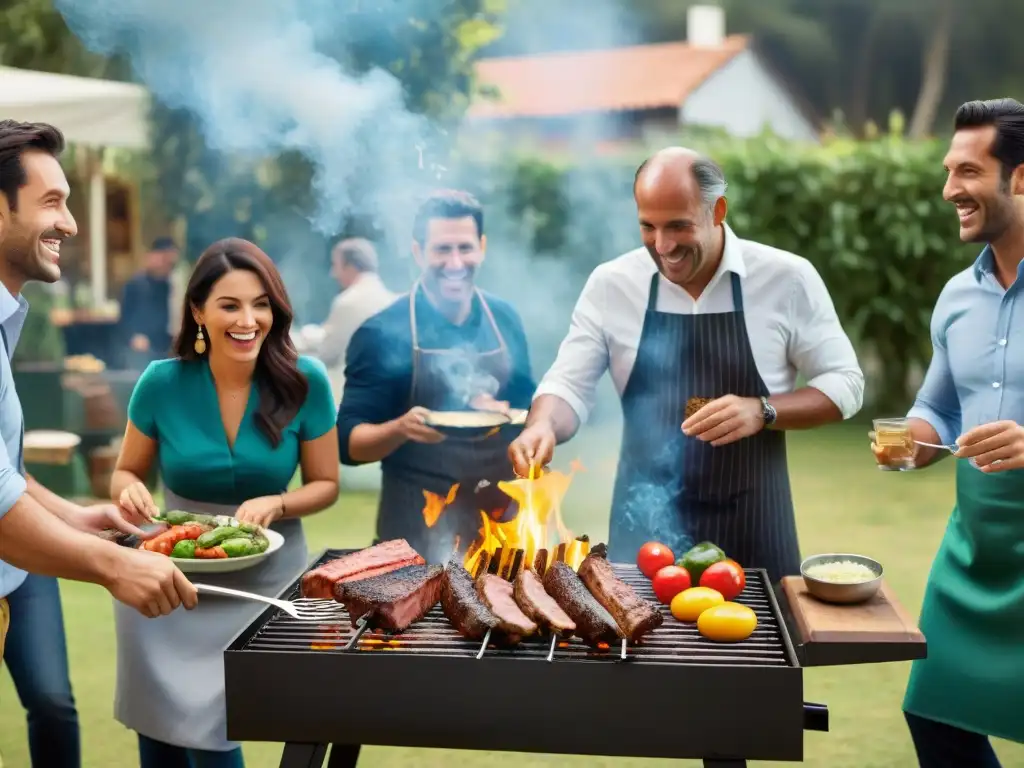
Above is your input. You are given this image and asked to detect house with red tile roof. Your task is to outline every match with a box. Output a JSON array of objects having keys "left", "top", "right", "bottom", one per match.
[{"left": 463, "top": 6, "right": 819, "bottom": 152}]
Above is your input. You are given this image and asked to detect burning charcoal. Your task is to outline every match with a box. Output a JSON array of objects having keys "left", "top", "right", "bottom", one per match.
[
  {"left": 506, "top": 549, "right": 525, "bottom": 581},
  {"left": 475, "top": 551, "right": 492, "bottom": 579},
  {"left": 533, "top": 548, "right": 549, "bottom": 576},
  {"left": 554, "top": 542, "right": 567, "bottom": 565},
  {"left": 488, "top": 548, "right": 504, "bottom": 575}
]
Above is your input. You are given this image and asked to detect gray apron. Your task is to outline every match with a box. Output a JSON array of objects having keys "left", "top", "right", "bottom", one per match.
[
  {"left": 375, "top": 281, "right": 516, "bottom": 563},
  {"left": 113, "top": 489, "right": 309, "bottom": 751}
]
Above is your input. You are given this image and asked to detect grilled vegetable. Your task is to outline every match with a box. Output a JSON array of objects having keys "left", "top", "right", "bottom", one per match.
[
  {"left": 678, "top": 541, "right": 726, "bottom": 583},
  {"left": 197, "top": 525, "right": 242, "bottom": 550},
  {"left": 161, "top": 510, "right": 219, "bottom": 527},
  {"left": 251, "top": 534, "right": 270, "bottom": 554},
  {"left": 143, "top": 523, "right": 208, "bottom": 556},
  {"left": 221, "top": 537, "right": 258, "bottom": 558},
  {"left": 194, "top": 546, "right": 228, "bottom": 559},
  {"left": 171, "top": 540, "right": 197, "bottom": 558},
  {"left": 697, "top": 602, "right": 757, "bottom": 642}
]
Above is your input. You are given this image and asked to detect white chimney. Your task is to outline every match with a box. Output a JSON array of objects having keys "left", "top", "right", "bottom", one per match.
[{"left": 687, "top": 4, "right": 726, "bottom": 48}]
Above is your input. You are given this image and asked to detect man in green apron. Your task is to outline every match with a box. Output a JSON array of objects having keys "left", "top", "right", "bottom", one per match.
[{"left": 872, "top": 98, "right": 1024, "bottom": 766}]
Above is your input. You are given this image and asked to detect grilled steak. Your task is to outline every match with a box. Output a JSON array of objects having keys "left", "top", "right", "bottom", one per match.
[
  {"left": 543, "top": 561, "right": 623, "bottom": 646},
  {"left": 476, "top": 574, "right": 537, "bottom": 641},
  {"left": 578, "top": 549, "right": 663, "bottom": 642},
  {"left": 441, "top": 561, "right": 499, "bottom": 641},
  {"left": 301, "top": 539, "right": 425, "bottom": 598},
  {"left": 513, "top": 568, "right": 576, "bottom": 637},
  {"left": 335, "top": 564, "right": 443, "bottom": 632}
]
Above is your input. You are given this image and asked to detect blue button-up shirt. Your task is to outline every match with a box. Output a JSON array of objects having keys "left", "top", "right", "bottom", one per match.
[
  {"left": 0, "top": 284, "right": 30, "bottom": 599},
  {"left": 908, "top": 247, "right": 1024, "bottom": 444}
]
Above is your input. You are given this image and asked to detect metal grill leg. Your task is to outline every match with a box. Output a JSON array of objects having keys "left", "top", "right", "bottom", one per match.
[
  {"left": 327, "top": 744, "right": 361, "bottom": 767},
  {"left": 279, "top": 742, "right": 328, "bottom": 768}
]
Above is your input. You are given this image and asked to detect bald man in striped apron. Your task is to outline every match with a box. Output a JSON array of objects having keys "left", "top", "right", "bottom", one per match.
[{"left": 510, "top": 148, "right": 865, "bottom": 584}]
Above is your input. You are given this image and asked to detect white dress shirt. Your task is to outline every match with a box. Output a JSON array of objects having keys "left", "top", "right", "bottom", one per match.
[
  {"left": 315, "top": 273, "right": 397, "bottom": 402},
  {"left": 534, "top": 223, "right": 865, "bottom": 424}
]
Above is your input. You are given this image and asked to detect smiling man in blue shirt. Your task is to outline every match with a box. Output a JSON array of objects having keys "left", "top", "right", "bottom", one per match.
[
  {"left": 871, "top": 99, "right": 1024, "bottom": 767},
  {"left": 0, "top": 120, "right": 200, "bottom": 767}
]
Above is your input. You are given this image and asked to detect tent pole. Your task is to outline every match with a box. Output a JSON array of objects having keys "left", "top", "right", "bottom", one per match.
[{"left": 88, "top": 148, "right": 107, "bottom": 307}]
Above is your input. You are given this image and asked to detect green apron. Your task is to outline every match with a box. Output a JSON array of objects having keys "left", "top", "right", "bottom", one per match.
[{"left": 903, "top": 459, "right": 1024, "bottom": 742}]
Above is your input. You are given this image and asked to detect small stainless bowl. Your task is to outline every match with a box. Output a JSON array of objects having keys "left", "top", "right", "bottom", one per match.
[{"left": 800, "top": 553, "right": 883, "bottom": 605}]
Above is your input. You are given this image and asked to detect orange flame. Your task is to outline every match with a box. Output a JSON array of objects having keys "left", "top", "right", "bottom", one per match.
[
  {"left": 463, "top": 460, "right": 588, "bottom": 576},
  {"left": 422, "top": 483, "right": 459, "bottom": 528}
]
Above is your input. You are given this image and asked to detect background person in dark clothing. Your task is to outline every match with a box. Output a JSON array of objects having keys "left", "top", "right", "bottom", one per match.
[{"left": 119, "top": 237, "right": 179, "bottom": 369}]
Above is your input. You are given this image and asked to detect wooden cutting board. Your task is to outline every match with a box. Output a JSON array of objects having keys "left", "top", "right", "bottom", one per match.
[{"left": 780, "top": 576, "right": 927, "bottom": 667}]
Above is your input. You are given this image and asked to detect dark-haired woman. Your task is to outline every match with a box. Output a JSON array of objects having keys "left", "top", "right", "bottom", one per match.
[{"left": 109, "top": 238, "right": 339, "bottom": 767}]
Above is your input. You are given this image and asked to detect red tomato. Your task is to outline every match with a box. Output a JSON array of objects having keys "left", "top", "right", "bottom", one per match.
[
  {"left": 637, "top": 542, "right": 675, "bottom": 579},
  {"left": 699, "top": 559, "right": 746, "bottom": 601},
  {"left": 652, "top": 565, "right": 692, "bottom": 604}
]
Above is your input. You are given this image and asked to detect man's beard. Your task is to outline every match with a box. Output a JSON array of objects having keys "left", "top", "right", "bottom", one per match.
[{"left": 2, "top": 226, "right": 61, "bottom": 283}]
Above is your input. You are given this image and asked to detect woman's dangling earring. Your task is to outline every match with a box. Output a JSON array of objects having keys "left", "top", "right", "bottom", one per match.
[{"left": 194, "top": 325, "right": 207, "bottom": 355}]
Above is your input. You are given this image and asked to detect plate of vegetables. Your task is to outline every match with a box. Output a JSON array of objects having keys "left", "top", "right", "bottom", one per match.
[{"left": 143, "top": 510, "right": 284, "bottom": 573}]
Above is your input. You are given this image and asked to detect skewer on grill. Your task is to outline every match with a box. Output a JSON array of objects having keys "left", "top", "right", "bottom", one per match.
[
  {"left": 546, "top": 633, "right": 557, "bottom": 662},
  {"left": 475, "top": 628, "right": 492, "bottom": 659},
  {"left": 344, "top": 617, "right": 370, "bottom": 650},
  {"left": 620, "top": 638, "right": 628, "bottom": 660},
  {"left": 487, "top": 547, "right": 503, "bottom": 574}
]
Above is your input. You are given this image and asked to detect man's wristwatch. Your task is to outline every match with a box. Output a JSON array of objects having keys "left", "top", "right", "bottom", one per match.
[{"left": 759, "top": 396, "right": 777, "bottom": 428}]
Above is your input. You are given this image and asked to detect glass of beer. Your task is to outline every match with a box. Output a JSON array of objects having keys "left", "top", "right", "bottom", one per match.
[{"left": 873, "top": 417, "right": 915, "bottom": 471}]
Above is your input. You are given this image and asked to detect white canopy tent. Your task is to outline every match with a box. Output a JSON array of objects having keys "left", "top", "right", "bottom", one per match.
[{"left": 0, "top": 66, "right": 151, "bottom": 304}]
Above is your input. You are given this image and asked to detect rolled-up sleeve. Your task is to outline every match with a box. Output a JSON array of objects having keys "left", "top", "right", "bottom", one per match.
[
  {"left": 0, "top": 437, "right": 27, "bottom": 520},
  {"left": 532, "top": 270, "right": 610, "bottom": 424},
  {"left": 786, "top": 260, "right": 865, "bottom": 420},
  {"left": 906, "top": 300, "right": 960, "bottom": 446}
]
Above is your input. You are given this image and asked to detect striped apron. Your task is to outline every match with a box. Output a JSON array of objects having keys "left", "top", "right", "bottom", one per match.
[
  {"left": 607, "top": 271, "right": 801, "bottom": 585},
  {"left": 375, "top": 283, "right": 516, "bottom": 564}
]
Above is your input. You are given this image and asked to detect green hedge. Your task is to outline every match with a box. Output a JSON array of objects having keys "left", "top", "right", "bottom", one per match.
[{"left": 456, "top": 128, "right": 978, "bottom": 414}]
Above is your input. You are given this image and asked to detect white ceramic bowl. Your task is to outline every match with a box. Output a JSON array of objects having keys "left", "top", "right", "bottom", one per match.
[{"left": 172, "top": 528, "right": 285, "bottom": 574}]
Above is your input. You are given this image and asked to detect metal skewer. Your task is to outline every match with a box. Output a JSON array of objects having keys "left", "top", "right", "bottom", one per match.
[
  {"left": 620, "top": 638, "right": 628, "bottom": 660},
  {"left": 546, "top": 633, "right": 558, "bottom": 662},
  {"left": 343, "top": 618, "right": 370, "bottom": 650},
  {"left": 475, "top": 628, "right": 492, "bottom": 659}
]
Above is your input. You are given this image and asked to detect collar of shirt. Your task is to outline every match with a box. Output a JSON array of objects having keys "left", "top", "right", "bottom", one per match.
[
  {"left": 0, "top": 283, "right": 30, "bottom": 354},
  {"left": 971, "top": 245, "right": 1024, "bottom": 290}
]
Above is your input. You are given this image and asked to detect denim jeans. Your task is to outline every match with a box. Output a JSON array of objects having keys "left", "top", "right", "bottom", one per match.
[
  {"left": 2, "top": 574, "right": 80, "bottom": 768},
  {"left": 138, "top": 734, "right": 245, "bottom": 768}
]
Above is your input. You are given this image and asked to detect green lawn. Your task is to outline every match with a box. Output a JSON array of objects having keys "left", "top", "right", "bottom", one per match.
[{"left": 2, "top": 422, "right": 1023, "bottom": 767}]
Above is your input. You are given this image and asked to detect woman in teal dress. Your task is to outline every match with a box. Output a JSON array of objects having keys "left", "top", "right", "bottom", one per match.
[{"left": 109, "top": 238, "right": 340, "bottom": 768}]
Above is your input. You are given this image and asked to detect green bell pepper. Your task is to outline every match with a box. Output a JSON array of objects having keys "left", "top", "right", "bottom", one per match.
[
  {"left": 171, "top": 540, "right": 197, "bottom": 559},
  {"left": 678, "top": 541, "right": 727, "bottom": 583},
  {"left": 220, "top": 537, "right": 258, "bottom": 558}
]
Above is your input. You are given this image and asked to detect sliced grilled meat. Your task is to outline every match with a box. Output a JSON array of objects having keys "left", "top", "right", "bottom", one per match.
[
  {"left": 441, "top": 561, "right": 499, "bottom": 641},
  {"left": 476, "top": 574, "right": 537, "bottom": 641},
  {"left": 543, "top": 561, "right": 623, "bottom": 646},
  {"left": 578, "top": 549, "right": 663, "bottom": 642},
  {"left": 513, "top": 568, "right": 576, "bottom": 637},
  {"left": 335, "top": 564, "right": 443, "bottom": 632},
  {"left": 302, "top": 539, "right": 425, "bottom": 598}
]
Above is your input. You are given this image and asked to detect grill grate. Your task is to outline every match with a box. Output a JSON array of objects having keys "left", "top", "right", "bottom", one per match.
[{"left": 239, "top": 550, "right": 794, "bottom": 667}]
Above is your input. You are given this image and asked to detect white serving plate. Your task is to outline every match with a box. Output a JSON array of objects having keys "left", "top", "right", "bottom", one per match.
[{"left": 172, "top": 528, "right": 285, "bottom": 574}]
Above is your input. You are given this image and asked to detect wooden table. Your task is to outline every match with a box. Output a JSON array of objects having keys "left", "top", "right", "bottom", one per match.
[{"left": 780, "top": 576, "right": 927, "bottom": 667}]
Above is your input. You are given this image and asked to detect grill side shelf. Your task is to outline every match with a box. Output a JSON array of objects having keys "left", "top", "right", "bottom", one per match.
[{"left": 230, "top": 550, "right": 798, "bottom": 668}]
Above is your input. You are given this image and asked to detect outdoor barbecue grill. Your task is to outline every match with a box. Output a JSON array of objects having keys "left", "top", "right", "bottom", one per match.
[{"left": 225, "top": 549, "right": 830, "bottom": 768}]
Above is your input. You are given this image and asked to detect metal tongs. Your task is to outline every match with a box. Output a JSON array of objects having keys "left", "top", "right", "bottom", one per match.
[{"left": 193, "top": 584, "right": 344, "bottom": 621}]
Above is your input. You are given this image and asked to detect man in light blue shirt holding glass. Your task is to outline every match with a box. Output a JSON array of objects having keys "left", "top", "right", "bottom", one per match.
[
  {"left": 871, "top": 99, "right": 1024, "bottom": 767},
  {"left": 0, "top": 120, "right": 200, "bottom": 767}
]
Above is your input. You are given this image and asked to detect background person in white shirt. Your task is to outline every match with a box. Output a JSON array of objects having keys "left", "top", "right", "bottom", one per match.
[
  {"left": 314, "top": 238, "right": 396, "bottom": 403},
  {"left": 509, "top": 147, "right": 864, "bottom": 582}
]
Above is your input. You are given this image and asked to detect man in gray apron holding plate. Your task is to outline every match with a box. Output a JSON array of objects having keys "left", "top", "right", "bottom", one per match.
[
  {"left": 872, "top": 98, "right": 1024, "bottom": 767},
  {"left": 510, "top": 148, "right": 864, "bottom": 584},
  {"left": 337, "top": 190, "right": 537, "bottom": 563}
]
